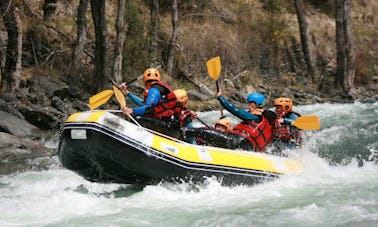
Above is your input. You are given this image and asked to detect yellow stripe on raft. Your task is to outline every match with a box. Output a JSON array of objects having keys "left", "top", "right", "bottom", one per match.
[
  {"left": 151, "top": 133, "right": 302, "bottom": 174},
  {"left": 66, "top": 111, "right": 107, "bottom": 123}
]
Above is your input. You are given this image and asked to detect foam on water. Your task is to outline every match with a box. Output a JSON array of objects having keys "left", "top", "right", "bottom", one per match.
[{"left": 0, "top": 101, "right": 377, "bottom": 226}]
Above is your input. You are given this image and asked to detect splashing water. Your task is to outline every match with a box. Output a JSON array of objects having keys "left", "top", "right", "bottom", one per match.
[{"left": 0, "top": 101, "right": 377, "bottom": 226}]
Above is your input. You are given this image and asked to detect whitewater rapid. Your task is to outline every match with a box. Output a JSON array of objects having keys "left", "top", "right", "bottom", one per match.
[{"left": 0, "top": 101, "right": 377, "bottom": 226}]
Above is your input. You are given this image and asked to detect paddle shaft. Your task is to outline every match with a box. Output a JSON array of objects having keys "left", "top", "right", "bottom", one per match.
[
  {"left": 196, "top": 117, "right": 211, "bottom": 128},
  {"left": 215, "top": 80, "right": 224, "bottom": 117},
  {"left": 109, "top": 74, "right": 143, "bottom": 88}
]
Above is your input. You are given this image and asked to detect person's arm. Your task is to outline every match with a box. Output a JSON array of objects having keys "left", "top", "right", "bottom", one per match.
[
  {"left": 119, "top": 82, "right": 144, "bottom": 106},
  {"left": 127, "top": 92, "right": 144, "bottom": 106},
  {"left": 217, "top": 96, "right": 260, "bottom": 121},
  {"left": 132, "top": 87, "right": 161, "bottom": 116},
  {"left": 283, "top": 112, "right": 300, "bottom": 124}
]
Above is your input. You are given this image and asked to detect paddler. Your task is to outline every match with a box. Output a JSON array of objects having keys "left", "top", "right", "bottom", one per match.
[
  {"left": 119, "top": 68, "right": 183, "bottom": 131},
  {"left": 216, "top": 90, "right": 275, "bottom": 152},
  {"left": 272, "top": 97, "right": 303, "bottom": 150}
]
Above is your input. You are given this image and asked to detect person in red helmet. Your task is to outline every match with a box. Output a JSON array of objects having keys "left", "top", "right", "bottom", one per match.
[{"left": 272, "top": 97, "right": 303, "bottom": 150}]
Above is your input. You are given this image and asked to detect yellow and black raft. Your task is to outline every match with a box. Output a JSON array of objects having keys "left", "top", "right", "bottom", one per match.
[{"left": 58, "top": 111, "right": 302, "bottom": 186}]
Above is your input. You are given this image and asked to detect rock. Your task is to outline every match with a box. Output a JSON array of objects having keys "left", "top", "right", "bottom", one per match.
[
  {"left": 0, "top": 132, "right": 53, "bottom": 175},
  {"left": 13, "top": 102, "right": 65, "bottom": 130},
  {"left": 0, "top": 98, "right": 25, "bottom": 119},
  {"left": 51, "top": 96, "right": 76, "bottom": 117},
  {"left": 0, "top": 111, "right": 42, "bottom": 138},
  {"left": 31, "top": 76, "right": 70, "bottom": 99},
  {"left": 187, "top": 89, "right": 210, "bottom": 101}
]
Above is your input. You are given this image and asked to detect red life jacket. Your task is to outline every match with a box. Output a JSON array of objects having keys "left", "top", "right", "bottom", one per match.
[
  {"left": 230, "top": 116, "right": 273, "bottom": 152},
  {"left": 143, "top": 81, "right": 182, "bottom": 119},
  {"left": 178, "top": 108, "right": 193, "bottom": 127},
  {"left": 273, "top": 111, "right": 302, "bottom": 144}
]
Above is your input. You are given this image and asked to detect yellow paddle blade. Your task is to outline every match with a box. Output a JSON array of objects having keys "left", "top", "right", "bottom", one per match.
[
  {"left": 206, "top": 56, "right": 221, "bottom": 80},
  {"left": 113, "top": 85, "right": 126, "bottom": 109},
  {"left": 89, "top": 90, "right": 114, "bottom": 110},
  {"left": 292, "top": 115, "right": 320, "bottom": 130}
]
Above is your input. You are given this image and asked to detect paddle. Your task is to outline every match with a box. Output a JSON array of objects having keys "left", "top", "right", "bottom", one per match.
[
  {"left": 89, "top": 90, "right": 114, "bottom": 110},
  {"left": 196, "top": 117, "right": 211, "bottom": 128},
  {"left": 88, "top": 75, "right": 143, "bottom": 110},
  {"left": 123, "top": 74, "right": 143, "bottom": 85},
  {"left": 113, "top": 85, "right": 126, "bottom": 109},
  {"left": 291, "top": 115, "right": 320, "bottom": 130},
  {"left": 206, "top": 56, "right": 223, "bottom": 117},
  {"left": 112, "top": 84, "right": 143, "bottom": 127}
]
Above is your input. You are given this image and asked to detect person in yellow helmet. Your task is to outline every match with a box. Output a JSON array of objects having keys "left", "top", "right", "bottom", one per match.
[
  {"left": 173, "top": 89, "right": 199, "bottom": 144},
  {"left": 272, "top": 97, "right": 303, "bottom": 150},
  {"left": 214, "top": 118, "right": 231, "bottom": 133},
  {"left": 174, "top": 89, "right": 197, "bottom": 127}
]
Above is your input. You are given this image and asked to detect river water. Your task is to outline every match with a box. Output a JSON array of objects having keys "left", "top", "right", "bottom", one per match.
[{"left": 1, "top": 101, "right": 377, "bottom": 227}]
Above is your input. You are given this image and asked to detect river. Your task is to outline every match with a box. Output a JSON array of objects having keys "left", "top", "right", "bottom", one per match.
[{"left": 1, "top": 101, "right": 377, "bottom": 227}]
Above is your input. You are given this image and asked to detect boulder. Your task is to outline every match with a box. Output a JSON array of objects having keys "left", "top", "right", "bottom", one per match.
[
  {"left": 0, "top": 111, "right": 42, "bottom": 138},
  {"left": 13, "top": 102, "right": 65, "bottom": 130},
  {"left": 0, "top": 132, "right": 54, "bottom": 175}
]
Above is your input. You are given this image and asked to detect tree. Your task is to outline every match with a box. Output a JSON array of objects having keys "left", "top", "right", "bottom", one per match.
[
  {"left": 112, "top": 0, "right": 127, "bottom": 84},
  {"left": 335, "top": 0, "right": 356, "bottom": 98},
  {"left": 43, "top": 0, "right": 58, "bottom": 21},
  {"left": 0, "top": 0, "right": 22, "bottom": 93},
  {"left": 90, "top": 0, "right": 107, "bottom": 92},
  {"left": 166, "top": 0, "right": 179, "bottom": 76},
  {"left": 72, "top": 0, "right": 89, "bottom": 70},
  {"left": 149, "top": 0, "right": 159, "bottom": 67},
  {"left": 294, "top": 0, "right": 318, "bottom": 83}
]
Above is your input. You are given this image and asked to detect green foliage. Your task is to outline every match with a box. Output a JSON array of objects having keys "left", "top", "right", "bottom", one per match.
[{"left": 122, "top": 2, "right": 150, "bottom": 79}]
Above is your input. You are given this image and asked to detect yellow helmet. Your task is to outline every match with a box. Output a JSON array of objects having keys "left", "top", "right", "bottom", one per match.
[
  {"left": 273, "top": 97, "right": 293, "bottom": 113},
  {"left": 143, "top": 68, "right": 161, "bottom": 85},
  {"left": 174, "top": 89, "right": 188, "bottom": 105},
  {"left": 215, "top": 118, "right": 231, "bottom": 132}
]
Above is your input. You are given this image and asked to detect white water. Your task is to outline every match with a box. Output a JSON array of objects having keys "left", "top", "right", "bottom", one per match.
[{"left": 1, "top": 101, "right": 377, "bottom": 227}]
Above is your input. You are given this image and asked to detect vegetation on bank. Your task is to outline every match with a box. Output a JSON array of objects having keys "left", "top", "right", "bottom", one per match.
[{"left": 0, "top": 0, "right": 377, "bottom": 109}]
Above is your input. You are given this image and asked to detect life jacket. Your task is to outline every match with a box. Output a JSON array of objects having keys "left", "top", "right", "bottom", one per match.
[
  {"left": 143, "top": 81, "right": 182, "bottom": 119},
  {"left": 273, "top": 111, "right": 303, "bottom": 145},
  {"left": 178, "top": 108, "right": 193, "bottom": 127},
  {"left": 230, "top": 116, "right": 273, "bottom": 152}
]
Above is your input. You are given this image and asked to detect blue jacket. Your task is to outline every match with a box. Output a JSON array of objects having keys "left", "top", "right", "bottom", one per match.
[
  {"left": 127, "top": 88, "right": 161, "bottom": 116},
  {"left": 217, "top": 96, "right": 261, "bottom": 122},
  {"left": 282, "top": 112, "right": 300, "bottom": 125}
]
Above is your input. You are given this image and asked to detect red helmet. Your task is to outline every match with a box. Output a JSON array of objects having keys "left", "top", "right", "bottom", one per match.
[
  {"left": 143, "top": 68, "right": 161, "bottom": 85},
  {"left": 273, "top": 97, "right": 293, "bottom": 113}
]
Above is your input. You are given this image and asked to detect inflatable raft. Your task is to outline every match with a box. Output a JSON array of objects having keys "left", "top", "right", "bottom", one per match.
[{"left": 58, "top": 111, "right": 302, "bottom": 186}]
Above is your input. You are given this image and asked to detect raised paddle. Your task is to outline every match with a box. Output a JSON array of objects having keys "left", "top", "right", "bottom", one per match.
[
  {"left": 291, "top": 115, "right": 320, "bottom": 130},
  {"left": 89, "top": 90, "right": 114, "bottom": 110},
  {"left": 206, "top": 56, "right": 223, "bottom": 117}
]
